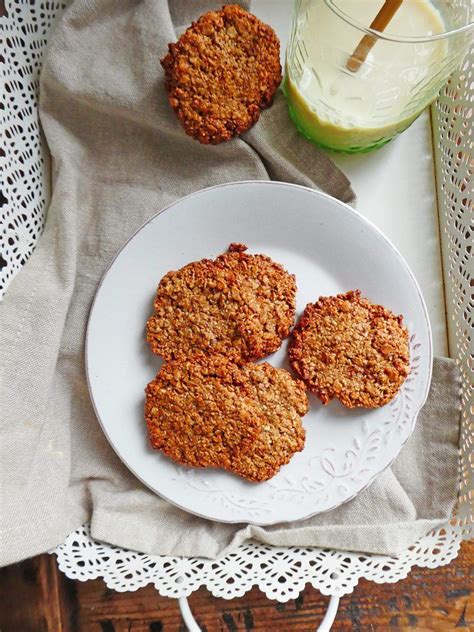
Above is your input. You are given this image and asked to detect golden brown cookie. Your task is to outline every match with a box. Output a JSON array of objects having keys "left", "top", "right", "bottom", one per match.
[
  {"left": 231, "top": 361, "right": 307, "bottom": 481},
  {"left": 161, "top": 4, "right": 281, "bottom": 144},
  {"left": 146, "top": 246, "right": 296, "bottom": 362},
  {"left": 145, "top": 354, "right": 307, "bottom": 482},
  {"left": 145, "top": 354, "right": 264, "bottom": 471},
  {"left": 289, "top": 290, "right": 410, "bottom": 408}
]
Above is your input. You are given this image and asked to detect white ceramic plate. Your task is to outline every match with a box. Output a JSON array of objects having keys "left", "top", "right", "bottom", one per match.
[{"left": 86, "top": 181, "right": 432, "bottom": 525}]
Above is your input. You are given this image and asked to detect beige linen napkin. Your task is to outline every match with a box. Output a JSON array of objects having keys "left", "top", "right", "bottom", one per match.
[{"left": 0, "top": 0, "right": 460, "bottom": 567}]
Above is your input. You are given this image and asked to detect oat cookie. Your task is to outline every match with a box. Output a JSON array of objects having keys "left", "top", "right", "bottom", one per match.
[
  {"left": 161, "top": 4, "right": 281, "bottom": 144},
  {"left": 146, "top": 246, "right": 296, "bottom": 361},
  {"left": 145, "top": 354, "right": 308, "bottom": 481},
  {"left": 145, "top": 354, "right": 264, "bottom": 471},
  {"left": 289, "top": 290, "right": 410, "bottom": 408},
  {"left": 231, "top": 362, "right": 307, "bottom": 481}
]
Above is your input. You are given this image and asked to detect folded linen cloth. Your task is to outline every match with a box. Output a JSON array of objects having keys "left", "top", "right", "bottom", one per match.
[{"left": 0, "top": 0, "right": 460, "bottom": 567}]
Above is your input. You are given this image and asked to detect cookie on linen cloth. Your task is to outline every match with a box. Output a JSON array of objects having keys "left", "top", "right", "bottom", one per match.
[{"left": 161, "top": 4, "right": 282, "bottom": 144}]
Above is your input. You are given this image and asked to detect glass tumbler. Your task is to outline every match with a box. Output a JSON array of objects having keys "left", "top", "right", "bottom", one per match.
[{"left": 283, "top": 0, "right": 473, "bottom": 152}]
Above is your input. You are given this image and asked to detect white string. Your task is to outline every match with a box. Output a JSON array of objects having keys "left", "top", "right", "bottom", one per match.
[
  {"left": 178, "top": 593, "right": 340, "bottom": 631},
  {"left": 317, "top": 595, "right": 340, "bottom": 632},
  {"left": 178, "top": 597, "right": 201, "bottom": 632}
]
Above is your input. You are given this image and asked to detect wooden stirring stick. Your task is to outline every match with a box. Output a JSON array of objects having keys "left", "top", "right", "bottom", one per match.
[{"left": 346, "top": 0, "right": 404, "bottom": 72}]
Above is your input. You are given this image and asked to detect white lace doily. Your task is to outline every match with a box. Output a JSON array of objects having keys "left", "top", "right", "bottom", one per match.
[
  {"left": 0, "top": 1, "right": 66, "bottom": 297},
  {"left": 3, "top": 0, "right": 473, "bottom": 603},
  {"left": 55, "top": 522, "right": 467, "bottom": 600}
]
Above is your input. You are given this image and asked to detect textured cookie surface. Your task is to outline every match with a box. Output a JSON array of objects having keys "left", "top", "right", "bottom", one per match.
[
  {"left": 289, "top": 290, "right": 410, "bottom": 408},
  {"left": 145, "top": 354, "right": 264, "bottom": 471},
  {"left": 230, "top": 362, "right": 307, "bottom": 481},
  {"left": 161, "top": 4, "right": 281, "bottom": 144},
  {"left": 145, "top": 355, "right": 307, "bottom": 481},
  {"left": 147, "top": 246, "right": 296, "bottom": 361}
]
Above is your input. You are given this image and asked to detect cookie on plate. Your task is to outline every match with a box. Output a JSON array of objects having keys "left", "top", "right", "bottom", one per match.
[
  {"left": 231, "top": 361, "right": 307, "bottom": 481},
  {"left": 145, "top": 354, "right": 307, "bottom": 482},
  {"left": 145, "top": 354, "right": 264, "bottom": 471},
  {"left": 161, "top": 4, "right": 281, "bottom": 144},
  {"left": 146, "top": 245, "right": 296, "bottom": 362},
  {"left": 289, "top": 290, "right": 410, "bottom": 408}
]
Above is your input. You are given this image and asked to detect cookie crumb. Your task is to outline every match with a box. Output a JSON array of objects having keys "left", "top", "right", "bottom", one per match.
[{"left": 228, "top": 242, "right": 248, "bottom": 253}]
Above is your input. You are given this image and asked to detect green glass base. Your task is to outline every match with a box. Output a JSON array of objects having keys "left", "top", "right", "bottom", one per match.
[{"left": 286, "top": 100, "right": 393, "bottom": 154}]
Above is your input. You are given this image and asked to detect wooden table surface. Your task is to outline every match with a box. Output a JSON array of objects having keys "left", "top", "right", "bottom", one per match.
[{"left": 0, "top": 541, "right": 472, "bottom": 631}]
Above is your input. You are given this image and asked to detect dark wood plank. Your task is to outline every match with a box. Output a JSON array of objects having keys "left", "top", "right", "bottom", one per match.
[
  {"left": 1, "top": 541, "right": 472, "bottom": 631},
  {"left": 0, "top": 554, "right": 65, "bottom": 632}
]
